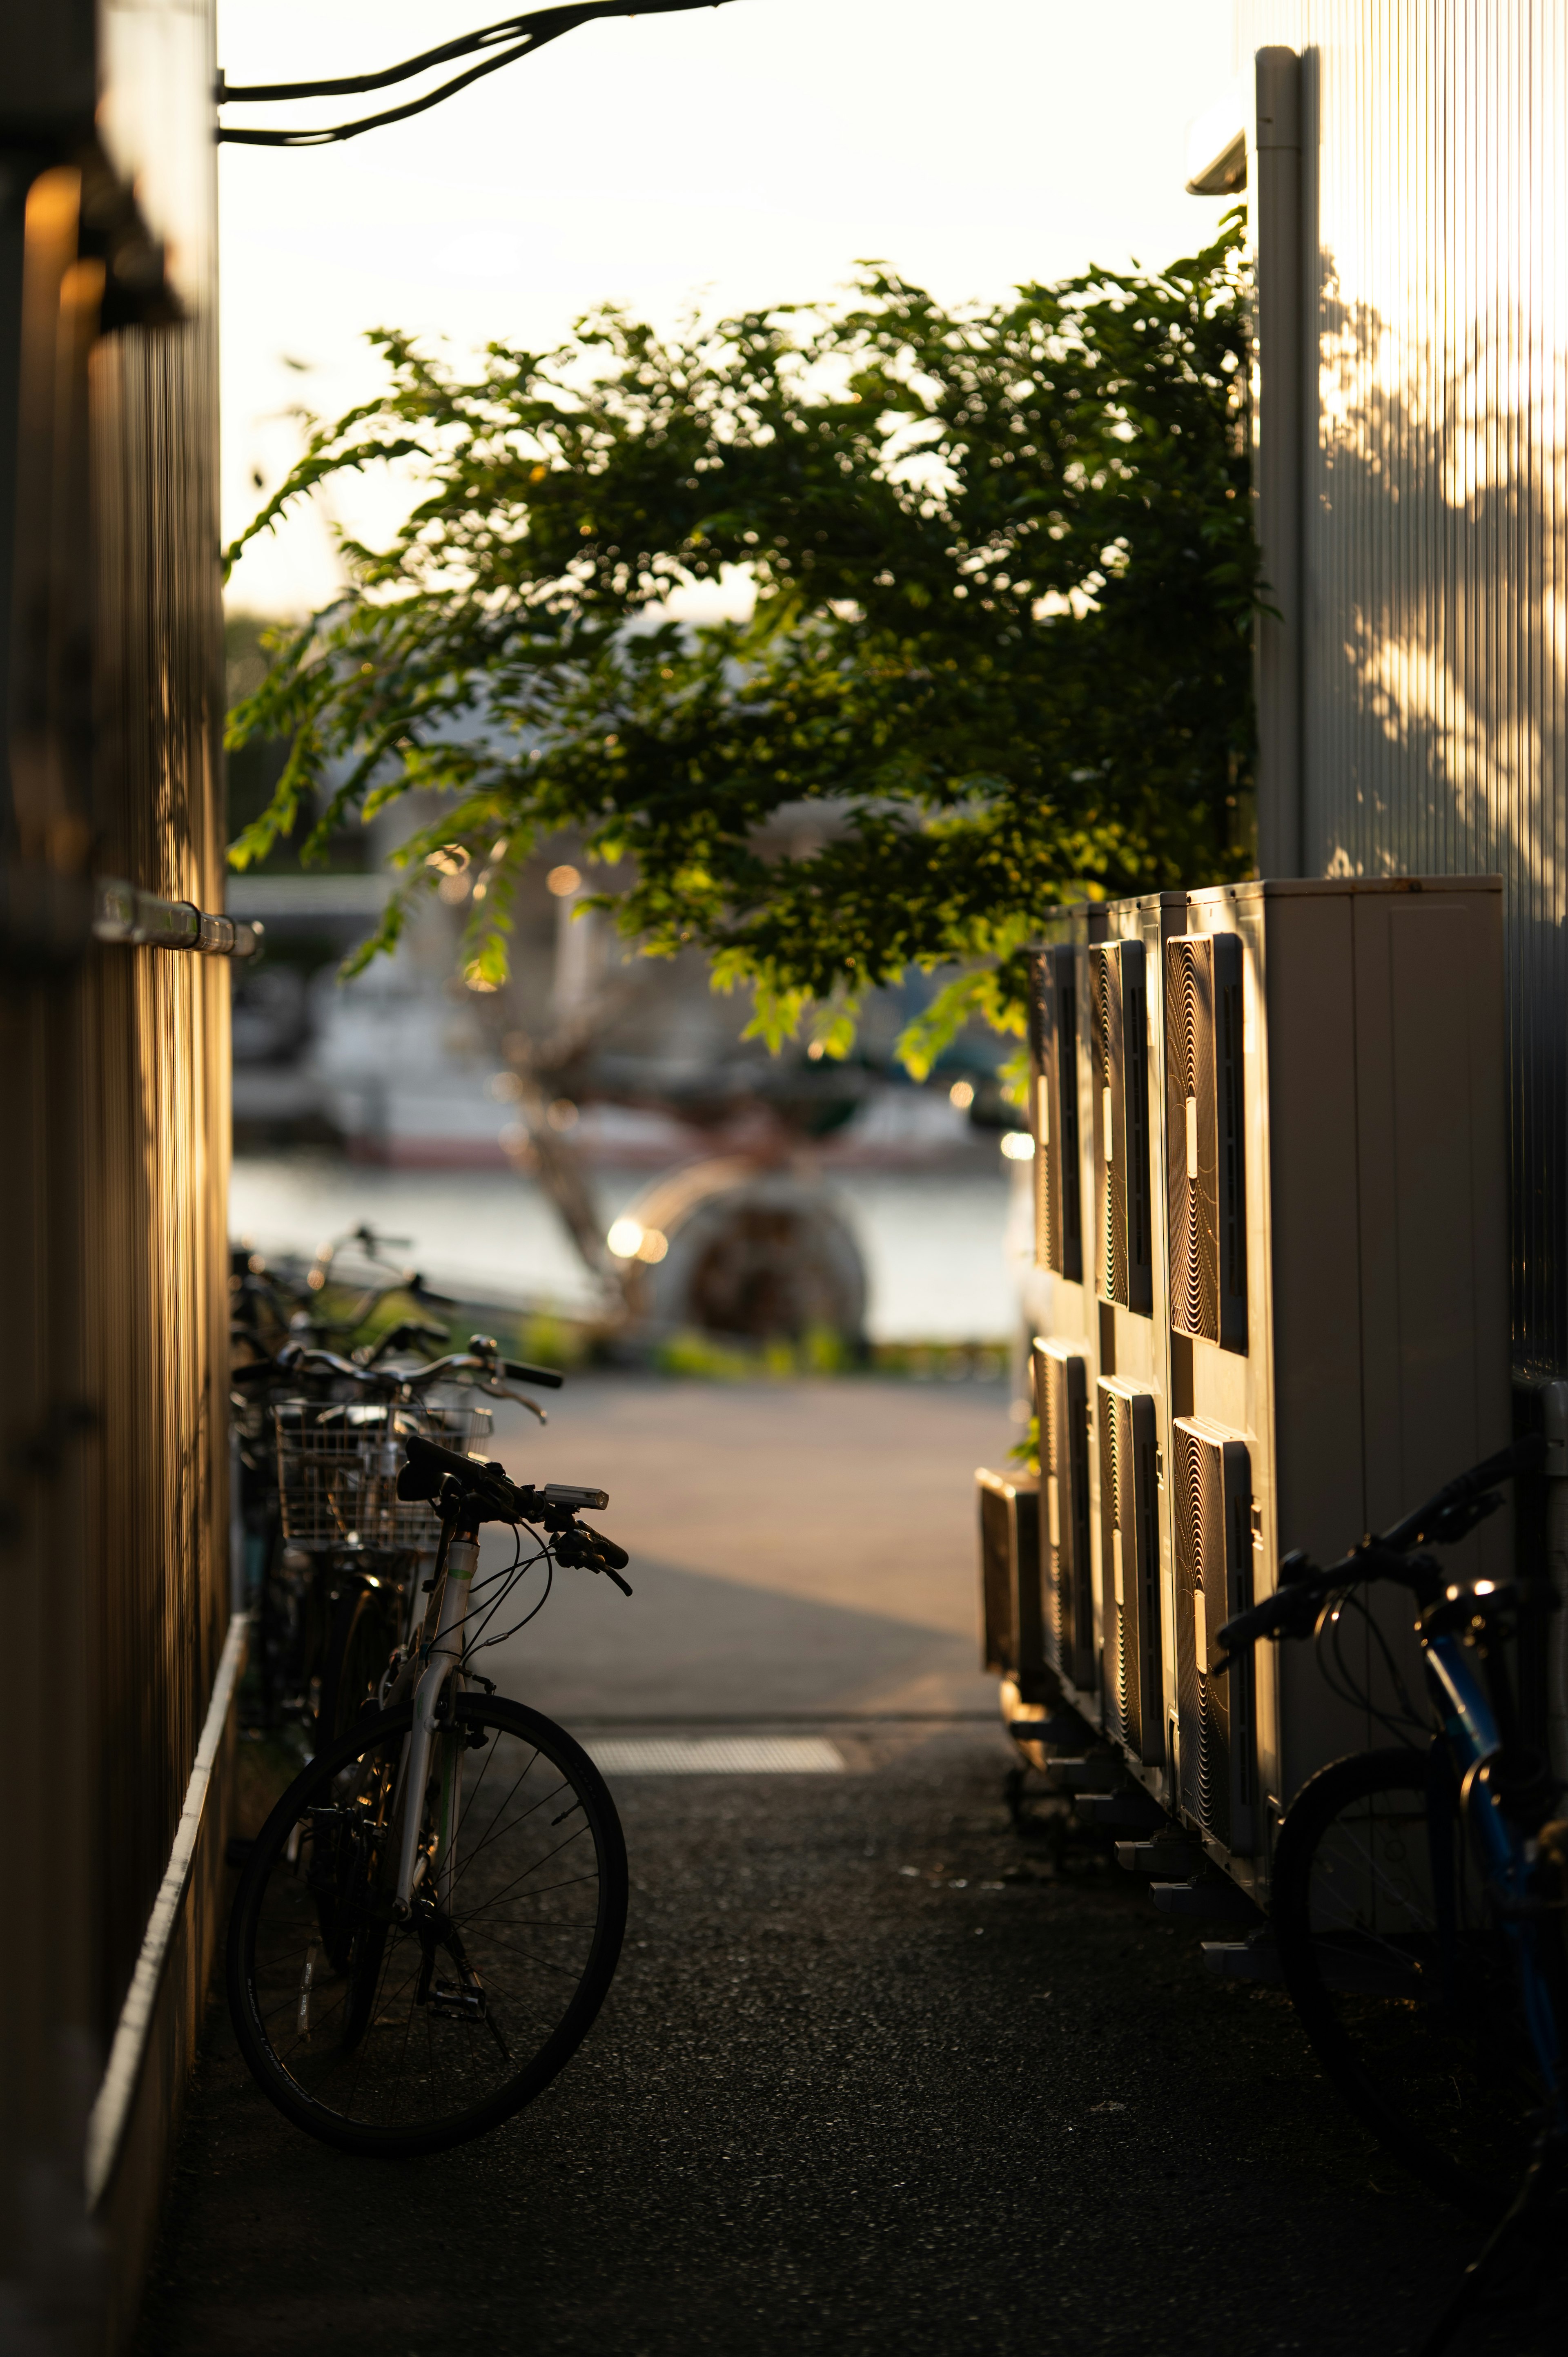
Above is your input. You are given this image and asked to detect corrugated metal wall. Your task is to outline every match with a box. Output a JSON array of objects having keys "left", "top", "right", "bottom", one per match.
[
  {"left": 0, "top": 2, "right": 227, "bottom": 2341},
  {"left": 1236, "top": 0, "right": 1568, "bottom": 1374},
  {"left": 87, "top": 299, "right": 229, "bottom": 2049}
]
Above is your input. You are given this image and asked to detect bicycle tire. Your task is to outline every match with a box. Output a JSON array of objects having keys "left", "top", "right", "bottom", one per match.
[
  {"left": 227, "top": 1691, "right": 627, "bottom": 2157},
  {"left": 1273, "top": 1746, "right": 1552, "bottom": 2214}
]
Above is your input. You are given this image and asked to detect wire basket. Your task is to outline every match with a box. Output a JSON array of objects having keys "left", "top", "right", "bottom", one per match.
[{"left": 274, "top": 1398, "right": 495, "bottom": 1553}]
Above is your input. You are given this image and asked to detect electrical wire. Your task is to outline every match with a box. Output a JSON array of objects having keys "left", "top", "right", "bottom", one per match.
[{"left": 217, "top": 0, "right": 738, "bottom": 147}]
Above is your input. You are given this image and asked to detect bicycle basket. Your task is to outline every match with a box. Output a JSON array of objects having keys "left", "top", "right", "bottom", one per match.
[{"left": 273, "top": 1398, "right": 494, "bottom": 1552}]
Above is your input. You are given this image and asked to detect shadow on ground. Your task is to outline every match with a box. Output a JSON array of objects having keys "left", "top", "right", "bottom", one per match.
[{"left": 137, "top": 1734, "right": 1552, "bottom": 2357}]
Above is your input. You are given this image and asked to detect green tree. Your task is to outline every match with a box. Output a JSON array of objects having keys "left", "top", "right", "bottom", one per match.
[{"left": 227, "top": 217, "right": 1255, "bottom": 1077}]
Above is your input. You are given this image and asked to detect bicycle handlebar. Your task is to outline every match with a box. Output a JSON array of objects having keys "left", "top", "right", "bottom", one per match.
[
  {"left": 396, "top": 1433, "right": 629, "bottom": 1586},
  {"left": 230, "top": 1342, "right": 566, "bottom": 1395},
  {"left": 1212, "top": 1432, "right": 1547, "bottom": 1672},
  {"left": 1380, "top": 1431, "right": 1544, "bottom": 1551}
]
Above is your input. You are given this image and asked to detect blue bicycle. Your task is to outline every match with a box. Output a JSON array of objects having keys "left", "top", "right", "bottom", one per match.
[{"left": 1215, "top": 1436, "right": 1566, "bottom": 2350}]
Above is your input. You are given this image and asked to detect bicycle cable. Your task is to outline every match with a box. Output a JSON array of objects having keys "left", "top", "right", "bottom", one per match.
[
  {"left": 1314, "top": 1587, "right": 1432, "bottom": 1746},
  {"left": 463, "top": 1552, "right": 555, "bottom": 1656}
]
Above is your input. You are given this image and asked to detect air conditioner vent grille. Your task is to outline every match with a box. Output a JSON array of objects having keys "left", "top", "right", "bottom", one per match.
[
  {"left": 1166, "top": 932, "right": 1247, "bottom": 1349},
  {"left": 1097, "top": 1380, "right": 1163, "bottom": 1764},
  {"left": 1035, "top": 1339, "right": 1094, "bottom": 1694},
  {"left": 1027, "top": 945, "right": 1081, "bottom": 1280},
  {"left": 1172, "top": 1416, "right": 1255, "bottom": 1851},
  {"left": 1089, "top": 940, "right": 1152, "bottom": 1314}
]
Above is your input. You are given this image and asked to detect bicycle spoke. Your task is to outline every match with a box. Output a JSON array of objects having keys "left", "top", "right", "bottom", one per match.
[{"left": 234, "top": 1702, "right": 624, "bottom": 2150}]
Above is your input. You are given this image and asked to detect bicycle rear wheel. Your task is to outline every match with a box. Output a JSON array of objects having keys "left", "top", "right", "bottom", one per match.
[
  {"left": 1272, "top": 1747, "right": 1557, "bottom": 2213},
  {"left": 227, "top": 1692, "right": 627, "bottom": 2156},
  {"left": 315, "top": 1573, "right": 403, "bottom": 1749}
]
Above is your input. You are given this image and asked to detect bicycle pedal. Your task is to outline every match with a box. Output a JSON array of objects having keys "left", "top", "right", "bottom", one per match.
[{"left": 427, "top": 1977, "right": 486, "bottom": 2021}]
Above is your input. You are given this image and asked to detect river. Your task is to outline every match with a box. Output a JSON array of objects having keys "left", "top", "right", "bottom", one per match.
[{"left": 229, "top": 1151, "right": 1029, "bottom": 1342}]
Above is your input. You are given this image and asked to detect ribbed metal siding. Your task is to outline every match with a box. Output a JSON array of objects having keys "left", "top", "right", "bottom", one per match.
[
  {"left": 0, "top": 7, "right": 225, "bottom": 2065},
  {"left": 86, "top": 257, "right": 228, "bottom": 2036},
  {"left": 1237, "top": 1, "right": 1568, "bottom": 1372}
]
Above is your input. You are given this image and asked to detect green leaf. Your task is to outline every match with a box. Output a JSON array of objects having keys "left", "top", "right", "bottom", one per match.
[{"left": 223, "top": 230, "right": 1256, "bottom": 1050}]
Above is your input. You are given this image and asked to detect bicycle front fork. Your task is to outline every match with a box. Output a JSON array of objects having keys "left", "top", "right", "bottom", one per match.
[{"left": 393, "top": 1527, "right": 479, "bottom": 1912}]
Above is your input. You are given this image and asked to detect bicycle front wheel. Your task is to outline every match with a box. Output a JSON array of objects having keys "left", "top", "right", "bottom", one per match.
[
  {"left": 1272, "top": 1746, "right": 1554, "bottom": 2212},
  {"left": 227, "top": 1692, "right": 627, "bottom": 2156}
]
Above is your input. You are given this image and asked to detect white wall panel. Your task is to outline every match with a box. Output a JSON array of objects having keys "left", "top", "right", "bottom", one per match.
[{"left": 1236, "top": 1, "right": 1568, "bottom": 1371}]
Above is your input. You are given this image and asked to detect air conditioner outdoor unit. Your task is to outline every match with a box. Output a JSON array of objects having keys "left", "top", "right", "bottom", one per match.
[
  {"left": 1022, "top": 911, "right": 1108, "bottom": 1733},
  {"left": 1171, "top": 1414, "right": 1256, "bottom": 1854},
  {"left": 1162, "top": 879, "right": 1509, "bottom": 1895},
  {"left": 1165, "top": 931, "right": 1247, "bottom": 1351},
  {"left": 974, "top": 1465, "right": 1044, "bottom": 1691},
  {"left": 998, "top": 878, "right": 1510, "bottom": 1911},
  {"left": 1098, "top": 1378, "right": 1163, "bottom": 1765},
  {"left": 1034, "top": 1338, "right": 1094, "bottom": 1695}
]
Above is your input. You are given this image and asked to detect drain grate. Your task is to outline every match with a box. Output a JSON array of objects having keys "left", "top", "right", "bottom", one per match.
[{"left": 587, "top": 1735, "right": 846, "bottom": 1776}]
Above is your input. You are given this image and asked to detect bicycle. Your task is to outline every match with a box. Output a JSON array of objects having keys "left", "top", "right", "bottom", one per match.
[
  {"left": 234, "top": 1312, "right": 554, "bottom": 1744},
  {"left": 1214, "top": 1434, "right": 1567, "bottom": 2351},
  {"left": 227, "top": 1427, "right": 634, "bottom": 2156},
  {"left": 230, "top": 1224, "right": 461, "bottom": 1731}
]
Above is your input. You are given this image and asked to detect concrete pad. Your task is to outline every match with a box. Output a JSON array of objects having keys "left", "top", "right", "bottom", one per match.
[{"left": 472, "top": 1376, "right": 1014, "bottom": 1722}]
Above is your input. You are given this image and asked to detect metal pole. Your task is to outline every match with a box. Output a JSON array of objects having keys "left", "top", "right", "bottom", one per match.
[
  {"left": 1252, "top": 46, "right": 1305, "bottom": 877},
  {"left": 1539, "top": 1382, "right": 1568, "bottom": 1783}
]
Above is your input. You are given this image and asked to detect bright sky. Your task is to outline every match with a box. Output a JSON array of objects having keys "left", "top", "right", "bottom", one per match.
[{"left": 218, "top": 0, "right": 1235, "bottom": 617}]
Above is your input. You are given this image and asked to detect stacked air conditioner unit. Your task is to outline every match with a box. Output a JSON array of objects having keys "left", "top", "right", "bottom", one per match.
[{"left": 1018, "top": 879, "right": 1509, "bottom": 1903}]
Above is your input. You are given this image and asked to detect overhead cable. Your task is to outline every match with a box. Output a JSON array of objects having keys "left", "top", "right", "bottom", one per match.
[{"left": 216, "top": 0, "right": 738, "bottom": 146}]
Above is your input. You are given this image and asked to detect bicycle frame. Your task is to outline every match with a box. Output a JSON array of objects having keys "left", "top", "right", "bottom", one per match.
[
  {"left": 387, "top": 1525, "right": 479, "bottom": 1911},
  {"left": 1424, "top": 1627, "right": 1564, "bottom": 2122}
]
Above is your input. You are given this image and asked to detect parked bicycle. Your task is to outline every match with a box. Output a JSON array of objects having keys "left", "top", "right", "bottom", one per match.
[
  {"left": 227, "top": 1424, "right": 632, "bottom": 2155},
  {"left": 229, "top": 1221, "right": 508, "bottom": 1737},
  {"left": 264, "top": 1334, "right": 560, "bottom": 1746},
  {"left": 1214, "top": 1434, "right": 1566, "bottom": 2350}
]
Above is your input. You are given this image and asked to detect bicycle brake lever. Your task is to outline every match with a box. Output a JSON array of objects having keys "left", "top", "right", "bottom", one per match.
[{"left": 479, "top": 1380, "right": 547, "bottom": 1424}]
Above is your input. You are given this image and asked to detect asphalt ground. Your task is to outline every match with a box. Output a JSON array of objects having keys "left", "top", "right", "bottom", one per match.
[
  {"left": 137, "top": 1382, "right": 1560, "bottom": 2353},
  {"left": 141, "top": 1729, "right": 1561, "bottom": 2357}
]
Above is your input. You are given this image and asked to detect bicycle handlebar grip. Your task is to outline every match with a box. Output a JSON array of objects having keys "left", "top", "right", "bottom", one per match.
[
  {"left": 1382, "top": 1431, "right": 1548, "bottom": 1551},
  {"left": 504, "top": 1358, "right": 565, "bottom": 1390},
  {"left": 403, "top": 1430, "right": 479, "bottom": 1476},
  {"left": 1216, "top": 1585, "right": 1314, "bottom": 1656},
  {"left": 397, "top": 1430, "right": 513, "bottom": 1509},
  {"left": 592, "top": 1534, "right": 630, "bottom": 1571}
]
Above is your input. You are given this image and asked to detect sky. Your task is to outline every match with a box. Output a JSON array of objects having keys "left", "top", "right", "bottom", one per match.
[{"left": 217, "top": 0, "right": 1236, "bottom": 617}]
